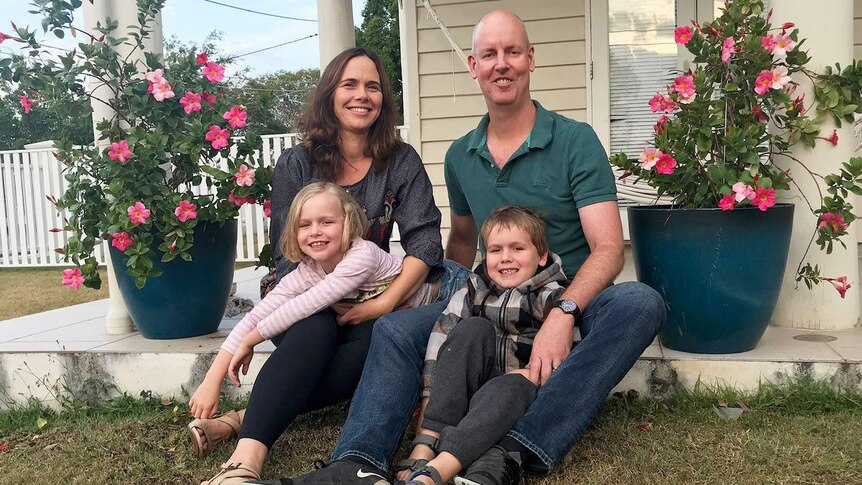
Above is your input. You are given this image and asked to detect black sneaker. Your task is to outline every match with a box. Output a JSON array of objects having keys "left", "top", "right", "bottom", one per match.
[
  {"left": 454, "top": 446, "right": 523, "bottom": 485},
  {"left": 242, "top": 459, "right": 391, "bottom": 485}
]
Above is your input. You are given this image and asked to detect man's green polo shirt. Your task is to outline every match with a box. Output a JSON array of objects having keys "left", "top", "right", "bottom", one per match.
[{"left": 444, "top": 101, "right": 616, "bottom": 278}]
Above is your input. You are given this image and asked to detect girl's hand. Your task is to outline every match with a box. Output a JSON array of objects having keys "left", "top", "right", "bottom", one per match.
[
  {"left": 189, "top": 379, "right": 221, "bottom": 419},
  {"left": 228, "top": 344, "right": 254, "bottom": 387},
  {"left": 335, "top": 298, "right": 405, "bottom": 325}
]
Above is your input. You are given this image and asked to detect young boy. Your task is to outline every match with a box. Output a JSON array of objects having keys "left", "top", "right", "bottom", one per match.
[{"left": 401, "top": 206, "right": 570, "bottom": 485}]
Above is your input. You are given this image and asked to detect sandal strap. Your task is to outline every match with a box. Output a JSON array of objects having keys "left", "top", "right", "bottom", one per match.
[
  {"left": 394, "top": 458, "right": 429, "bottom": 473},
  {"left": 203, "top": 462, "right": 260, "bottom": 484},
  {"left": 412, "top": 433, "right": 440, "bottom": 454},
  {"left": 408, "top": 465, "right": 444, "bottom": 485},
  {"left": 215, "top": 410, "right": 242, "bottom": 435}
]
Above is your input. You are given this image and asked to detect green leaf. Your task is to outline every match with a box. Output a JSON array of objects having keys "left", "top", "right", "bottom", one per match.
[{"left": 36, "top": 417, "right": 48, "bottom": 429}]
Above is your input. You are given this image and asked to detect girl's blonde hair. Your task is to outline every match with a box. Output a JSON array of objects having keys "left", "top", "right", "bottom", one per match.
[{"left": 281, "top": 182, "right": 369, "bottom": 263}]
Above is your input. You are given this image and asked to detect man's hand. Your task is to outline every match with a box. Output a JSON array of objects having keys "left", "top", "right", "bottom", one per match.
[{"left": 528, "top": 308, "right": 574, "bottom": 386}]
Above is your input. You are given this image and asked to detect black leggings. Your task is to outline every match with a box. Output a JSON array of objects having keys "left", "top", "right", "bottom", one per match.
[{"left": 238, "top": 308, "right": 375, "bottom": 448}]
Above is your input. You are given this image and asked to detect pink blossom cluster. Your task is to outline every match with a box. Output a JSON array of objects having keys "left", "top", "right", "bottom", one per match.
[
  {"left": 145, "top": 69, "right": 174, "bottom": 101},
  {"left": 653, "top": 115, "right": 670, "bottom": 134},
  {"left": 228, "top": 189, "right": 254, "bottom": 206},
  {"left": 638, "top": 147, "right": 677, "bottom": 175},
  {"left": 819, "top": 213, "right": 849, "bottom": 233},
  {"left": 673, "top": 75, "right": 696, "bottom": 104},
  {"left": 62, "top": 268, "right": 84, "bottom": 289},
  {"left": 754, "top": 66, "right": 791, "bottom": 95},
  {"left": 825, "top": 276, "right": 851, "bottom": 299},
  {"left": 721, "top": 37, "right": 737, "bottom": 63},
  {"left": 718, "top": 182, "right": 775, "bottom": 212},
  {"left": 18, "top": 94, "right": 32, "bottom": 114},
  {"left": 648, "top": 93, "right": 679, "bottom": 113},
  {"left": 761, "top": 33, "right": 796, "bottom": 56}
]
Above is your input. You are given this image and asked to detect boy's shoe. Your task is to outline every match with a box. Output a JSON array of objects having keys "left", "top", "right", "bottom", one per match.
[
  {"left": 242, "top": 459, "right": 391, "bottom": 485},
  {"left": 454, "top": 446, "right": 523, "bottom": 485}
]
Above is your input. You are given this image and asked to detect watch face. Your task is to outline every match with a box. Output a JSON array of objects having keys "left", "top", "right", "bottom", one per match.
[{"left": 558, "top": 300, "right": 577, "bottom": 313}]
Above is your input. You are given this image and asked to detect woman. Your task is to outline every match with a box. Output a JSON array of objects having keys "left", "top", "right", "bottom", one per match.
[{"left": 187, "top": 47, "right": 468, "bottom": 484}]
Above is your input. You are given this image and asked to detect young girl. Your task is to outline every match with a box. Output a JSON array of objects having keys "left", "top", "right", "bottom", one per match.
[{"left": 188, "top": 182, "right": 439, "bottom": 477}]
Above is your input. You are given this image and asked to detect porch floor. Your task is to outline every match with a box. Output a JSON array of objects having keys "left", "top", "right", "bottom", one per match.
[{"left": 1, "top": 267, "right": 861, "bottom": 408}]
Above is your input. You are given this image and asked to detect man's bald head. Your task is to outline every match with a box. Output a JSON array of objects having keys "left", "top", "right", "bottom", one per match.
[{"left": 471, "top": 10, "right": 531, "bottom": 54}]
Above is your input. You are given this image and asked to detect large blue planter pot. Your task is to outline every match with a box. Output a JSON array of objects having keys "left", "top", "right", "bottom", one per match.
[
  {"left": 628, "top": 204, "right": 793, "bottom": 354},
  {"left": 110, "top": 219, "right": 237, "bottom": 339}
]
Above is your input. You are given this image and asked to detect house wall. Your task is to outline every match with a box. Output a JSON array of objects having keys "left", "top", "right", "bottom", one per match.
[
  {"left": 405, "top": 0, "right": 588, "bottom": 240},
  {"left": 855, "top": 0, "right": 862, "bottom": 59}
]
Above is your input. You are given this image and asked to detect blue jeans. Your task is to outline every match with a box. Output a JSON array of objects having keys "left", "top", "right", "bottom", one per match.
[{"left": 332, "top": 280, "right": 664, "bottom": 473}]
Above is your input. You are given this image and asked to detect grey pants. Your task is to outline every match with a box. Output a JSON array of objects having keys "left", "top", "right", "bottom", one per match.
[{"left": 422, "top": 317, "right": 538, "bottom": 468}]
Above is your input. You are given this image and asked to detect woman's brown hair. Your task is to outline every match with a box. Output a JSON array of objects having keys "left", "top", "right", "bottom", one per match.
[{"left": 297, "top": 47, "right": 402, "bottom": 182}]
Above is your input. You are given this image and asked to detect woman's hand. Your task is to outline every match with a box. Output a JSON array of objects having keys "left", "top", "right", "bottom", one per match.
[
  {"left": 228, "top": 343, "right": 254, "bottom": 387},
  {"left": 189, "top": 379, "right": 221, "bottom": 419},
  {"left": 333, "top": 298, "right": 402, "bottom": 325}
]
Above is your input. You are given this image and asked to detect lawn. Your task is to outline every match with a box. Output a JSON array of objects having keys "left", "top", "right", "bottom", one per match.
[
  {"left": 0, "top": 262, "right": 258, "bottom": 322},
  {"left": 0, "top": 381, "right": 860, "bottom": 484}
]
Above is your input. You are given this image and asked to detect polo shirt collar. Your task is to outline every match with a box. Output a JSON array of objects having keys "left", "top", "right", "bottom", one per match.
[{"left": 466, "top": 100, "right": 554, "bottom": 152}]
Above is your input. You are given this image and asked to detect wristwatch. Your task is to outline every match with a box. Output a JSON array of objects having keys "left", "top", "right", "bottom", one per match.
[{"left": 554, "top": 299, "right": 582, "bottom": 324}]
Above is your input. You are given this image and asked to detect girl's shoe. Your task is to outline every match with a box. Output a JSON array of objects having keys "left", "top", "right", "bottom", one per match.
[
  {"left": 188, "top": 410, "right": 242, "bottom": 458},
  {"left": 200, "top": 462, "right": 260, "bottom": 485}
]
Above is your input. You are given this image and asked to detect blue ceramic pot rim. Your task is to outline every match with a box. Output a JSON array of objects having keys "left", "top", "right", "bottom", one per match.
[{"left": 628, "top": 202, "right": 793, "bottom": 213}]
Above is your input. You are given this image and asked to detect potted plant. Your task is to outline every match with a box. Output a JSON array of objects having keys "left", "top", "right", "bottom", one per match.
[
  {"left": 609, "top": 0, "right": 862, "bottom": 353},
  {"left": 1, "top": 0, "right": 272, "bottom": 338}
]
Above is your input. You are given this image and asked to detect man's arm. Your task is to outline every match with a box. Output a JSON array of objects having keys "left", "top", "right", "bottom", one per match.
[
  {"left": 445, "top": 210, "right": 479, "bottom": 268},
  {"left": 528, "top": 200, "right": 624, "bottom": 386}
]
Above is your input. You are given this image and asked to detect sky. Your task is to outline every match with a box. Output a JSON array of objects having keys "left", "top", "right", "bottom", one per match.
[{"left": 1, "top": 0, "right": 367, "bottom": 76}]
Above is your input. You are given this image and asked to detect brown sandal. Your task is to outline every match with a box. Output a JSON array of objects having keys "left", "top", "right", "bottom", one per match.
[
  {"left": 188, "top": 410, "right": 242, "bottom": 458},
  {"left": 200, "top": 462, "right": 260, "bottom": 485}
]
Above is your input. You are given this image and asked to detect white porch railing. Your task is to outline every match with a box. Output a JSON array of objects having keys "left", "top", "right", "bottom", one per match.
[{"left": 0, "top": 127, "right": 408, "bottom": 268}]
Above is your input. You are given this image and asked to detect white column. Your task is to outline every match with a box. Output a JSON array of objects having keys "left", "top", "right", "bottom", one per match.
[
  {"left": 83, "top": 2, "right": 164, "bottom": 334},
  {"left": 317, "top": 0, "right": 355, "bottom": 69},
  {"left": 771, "top": 0, "right": 860, "bottom": 330}
]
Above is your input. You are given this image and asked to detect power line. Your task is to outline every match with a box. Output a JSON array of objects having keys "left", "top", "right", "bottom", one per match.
[
  {"left": 226, "top": 33, "right": 319, "bottom": 60},
  {"left": 201, "top": 0, "right": 317, "bottom": 22}
]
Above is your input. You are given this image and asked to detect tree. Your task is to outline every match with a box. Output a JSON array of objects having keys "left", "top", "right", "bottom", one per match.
[
  {"left": 355, "top": 0, "right": 402, "bottom": 122},
  {"left": 230, "top": 68, "right": 319, "bottom": 135},
  {"left": 0, "top": 92, "right": 94, "bottom": 150}
]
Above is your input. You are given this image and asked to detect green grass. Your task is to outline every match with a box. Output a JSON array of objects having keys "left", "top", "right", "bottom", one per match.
[
  {"left": 0, "top": 263, "right": 262, "bottom": 322},
  {"left": 1, "top": 381, "right": 861, "bottom": 484}
]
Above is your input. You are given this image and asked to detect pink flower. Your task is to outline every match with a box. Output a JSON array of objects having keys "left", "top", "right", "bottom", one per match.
[
  {"left": 674, "top": 26, "right": 693, "bottom": 44},
  {"left": 673, "top": 75, "right": 696, "bottom": 104},
  {"left": 751, "top": 104, "right": 766, "bottom": 123},
  {"left": 228, "top": 189, "right": 253, "bottom": 207},
  {"left": 654, "top": 115, "right": 670, "bottom": 134},
  {"left": 770, "top": 66, "right": 791, "bottom": 90},
  {"left": 18, "top": 95, "right": 32, "bottom": 114},
  {"left": 223, "top": 105, "right": 247, "bottom": 129},
  {"left": 108, "top": 140, "right": 133, "bottom": 164},
  {"left": 127, "top": 201, "right": 151, "bottom": 225},
  {"left": 827, "top": 129, "right": 839, "bottom": 146},
  {"left": 773, "top": 33, "right": 796, "bottom": 56},
  {"left": 655, "top": 153, "right": 677, "bottom": 175},
  {"left": 826, "top": 276, "right": 851, "bottom": 299},
  {"left": 819, "top": 213, "right": 849, "bottom": 233},
  {"left": 719, "top": 194, "right": 735, "bottom": 211},
  {"left": 781, "top": 22, "right": 795, "bottom": 31},
  {"left": 174, "top": 200, "right": 197, "bottom": 222},
  {"left": 144, "top": 69, "right": 165, "bottom": 84},
  {"left": 648, "top": 93, "right": 678, "bottom": 113},
  {"left": 0, "top": 32, "right": 12, "bottom": 44},
  {"left": 721, "top": 37, "right": 737, "bottom": 63},
  {"left": 201, "top": 61, "right": 225, "bottom": 83},
  {"left": 732, "top": 182, "right": 756, "bottom": 203},
  {"left": 753, "top": 187, "right": 776, "bottom": 211},
  {"left": 639, "top": 147, "right": 663, "bottom": 170},
  {"left": 234, "top": 165, "right": 256, "bottom": 186},
  {"left": 205, "top": 125, "right": 230, "bottom": 150},
  {"left": 202, "top": 91, "right": 217, "bottom": 104},
  {"left": 195, "top": 52, "right": 208, "bottom": 65},
  {"left": 263, "top": 199, "right": 271, "bottom": 217},
  {"left": 151, "top": 80, "right": 175, "bottom": 101},
  {"left": 755, "top": 70, "right": 773, "bottom": 95},
  {"left": 179, "top": 91, "right": 202, "bottom": 114},
  {"left": 62, "top": 268, "right": 84, "bottom": 289},
  {"left": 791, "top": 94, "right": 806, "bottom": 114},
  {"left": 761, "top": 35, "right": 777, "bottom": 53},
  {"left": 111, "top": 231, "right": 133, "bottom": 251}
]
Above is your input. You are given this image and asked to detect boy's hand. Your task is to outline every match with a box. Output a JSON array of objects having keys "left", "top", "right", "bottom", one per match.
[
  {"left": 189, "top": 379, "right": 221, "bottom": 419},
  {"left": 528, "top": 308, "right": 573, "bottom": 386},
  {"left": 228, "top": 344, "right": 254, "bottom": 387}
]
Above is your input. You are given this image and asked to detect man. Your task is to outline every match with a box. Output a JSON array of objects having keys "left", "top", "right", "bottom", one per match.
[{"left": 251, "top": 10, "right": 665, "bottom": 485}]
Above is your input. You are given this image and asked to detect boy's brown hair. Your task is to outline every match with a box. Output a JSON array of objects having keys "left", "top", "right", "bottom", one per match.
[
  {"left": 480, "top": 206, "right": 549, "bottom": 256},
  {"left": 281, "top": 182, "right": 369, "bottom": 263}
]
